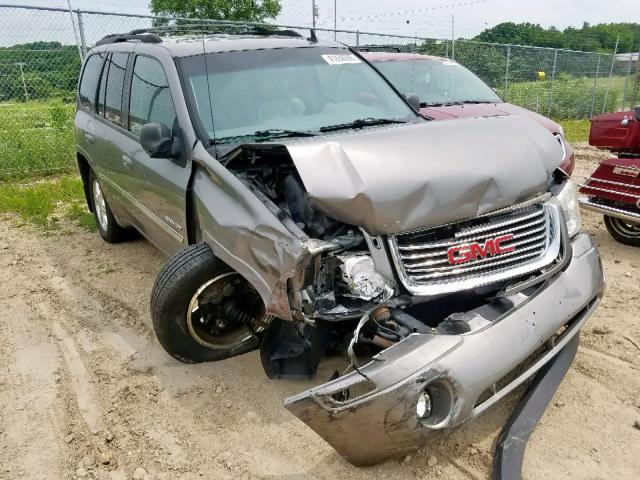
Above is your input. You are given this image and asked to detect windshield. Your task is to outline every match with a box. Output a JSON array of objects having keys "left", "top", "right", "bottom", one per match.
[
  {"left": 373, "top": 58, "right": 502, "bottom": 106},
  {"left": 179, "top": 47, "right": 416, "bottom": 144}
]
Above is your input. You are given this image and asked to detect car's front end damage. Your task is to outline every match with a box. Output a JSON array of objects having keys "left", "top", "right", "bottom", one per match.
[{"left": 192, "top": 114, "right": 605, "bottom": 466}]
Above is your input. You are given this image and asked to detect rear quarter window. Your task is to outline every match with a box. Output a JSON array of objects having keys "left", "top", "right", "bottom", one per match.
[{"left": 78, "top": 53, "right": 105, "bottom": 111}]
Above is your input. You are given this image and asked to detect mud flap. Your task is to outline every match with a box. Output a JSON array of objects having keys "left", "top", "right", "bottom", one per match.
[{"left": 492, "top": 333, "right": 580, "bottom": 480}]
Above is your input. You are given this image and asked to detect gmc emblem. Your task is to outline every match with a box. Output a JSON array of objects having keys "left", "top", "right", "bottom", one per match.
[{"left": 447, "top": 234, "right": 515, "bottom": 265}]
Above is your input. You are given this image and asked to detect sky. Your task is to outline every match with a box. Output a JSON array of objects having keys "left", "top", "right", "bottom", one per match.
[{"left": 2, "top": 0, "right": 640, "bottom": 46}]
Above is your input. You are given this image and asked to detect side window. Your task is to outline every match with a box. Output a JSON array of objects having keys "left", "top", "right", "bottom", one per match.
[
  {"left": 97, "top": 54, "right": 109, "bottom": 117},
  {"left": 78, "top": 53, "right": 104, "bottom": 111},
  {"left": 104, "top": 52, "right": 129, "bottom": 127},
  {"left": 129, "top": 56, "right": 176, "bottom": 136}
]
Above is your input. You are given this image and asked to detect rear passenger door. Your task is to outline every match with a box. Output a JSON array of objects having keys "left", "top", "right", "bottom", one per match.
[
  {"left": 93, "top": 52, "right": 133, "bottom": 220},
  {"left": 76, "top": 52, "right": 106, "bottom": 172},
  {"left": 118, "top": 54, "right": 191, "bottom": 254}
]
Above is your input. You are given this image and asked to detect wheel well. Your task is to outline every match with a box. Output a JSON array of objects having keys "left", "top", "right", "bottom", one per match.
[{"left": 77, "top": 153, "right": 93, "bottom": 213}]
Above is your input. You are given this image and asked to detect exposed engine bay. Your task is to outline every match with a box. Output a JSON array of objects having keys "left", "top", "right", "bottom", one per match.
[{"left": 222, "top": 144, "right": 527, "bottom": 379}]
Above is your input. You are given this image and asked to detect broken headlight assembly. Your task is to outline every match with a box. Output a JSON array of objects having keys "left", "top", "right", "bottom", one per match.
[{"left": 556, "top": 180, "right": 582, "bottom": 237}]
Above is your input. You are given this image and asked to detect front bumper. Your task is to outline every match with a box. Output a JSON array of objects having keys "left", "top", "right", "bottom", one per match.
[{"left": 284, "top": 233, "right": 604, "bottom": 466}]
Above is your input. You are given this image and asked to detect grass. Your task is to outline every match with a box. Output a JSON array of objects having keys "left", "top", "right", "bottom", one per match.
[
  {"left": 0, "top": 100, "right": 76, "bottom": 179},
  {"left": 559, "top": 119, "right": 591, "bottom": 144},
  {"left": 501, "top": 75, "right": 628, "bottom": 120},
  {"left": 0, "top": 174, "right": 96, "bottom": 231}
]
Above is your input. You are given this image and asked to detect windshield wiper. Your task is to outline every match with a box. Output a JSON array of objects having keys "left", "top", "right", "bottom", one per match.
[
  {"left": 213, "top": 129, "right": 316, "bottom": 145},
  {"left": 458, "top": 100, "right": 498, "bottom": 104},
  {"left": 253, "top": 129, "right": 317, "bottom": 139},
  {"left": 422, "top": 101, "right": 464, "bottom": 107},
  {"left": 319, "top": 118, "right": 406, "bottom": 132}
]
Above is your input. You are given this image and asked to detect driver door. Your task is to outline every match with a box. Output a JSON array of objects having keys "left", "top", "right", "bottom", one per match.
[{"left": 119, "top": 54, "right": 191, "bottom": 254}]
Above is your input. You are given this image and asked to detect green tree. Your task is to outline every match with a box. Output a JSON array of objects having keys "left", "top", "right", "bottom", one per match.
[
  {"left": 474, "top": 22, "right": 640, "bottom": 53},
  {"left": 150, "top": 0, "right": 281, "bottom": 22}
]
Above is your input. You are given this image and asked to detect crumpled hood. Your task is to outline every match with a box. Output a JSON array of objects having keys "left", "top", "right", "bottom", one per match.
[{"left": 284, "top": 115, "right": 563, "bottom": 235}]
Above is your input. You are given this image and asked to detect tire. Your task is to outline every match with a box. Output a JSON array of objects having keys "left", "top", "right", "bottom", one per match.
[
  {"left": 89, "top": 170, "right": 128, "bottom": 243},
  {"left": 603, "top": 215, "right": 640, "bottom": 247},
  {"left": 150, "top": 244, "right": 264, "bottom": 363}
]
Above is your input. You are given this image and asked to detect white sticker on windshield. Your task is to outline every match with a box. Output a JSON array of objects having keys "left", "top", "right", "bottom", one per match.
[{"left": 321, "top": 54, "right": 362, "bottom": 65}]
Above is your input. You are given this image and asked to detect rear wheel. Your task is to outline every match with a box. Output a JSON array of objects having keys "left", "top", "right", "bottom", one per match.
[
  {"left": 89, "top": 170, "right": 128, "bottom": 243},
  {"left": 151, "top": 244, "right": 269, "bottom": 363},
  {"left": 603, "top": 215, "right": 640, "bottom": 246}
]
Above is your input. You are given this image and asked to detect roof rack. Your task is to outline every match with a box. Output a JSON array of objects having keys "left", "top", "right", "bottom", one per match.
[
  {"left": 95, "top": 32, "right": 162, "bottom": 47},
  {"left": 95, "top": 24, "right": 315, "bottom": 48},
  {"left": 128, "top": 24, "right": 304, "bottom": 39},
  {"left": 355, "top": 46, "right": 402, "bottom": 53}
]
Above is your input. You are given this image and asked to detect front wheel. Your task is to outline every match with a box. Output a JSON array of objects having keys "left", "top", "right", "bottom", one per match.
[
  {"left": 150, "top": 244, "right": 269, "bottom": 363},
  {"left": 603, "top": 215, "right": 640, "bottom": 246}
]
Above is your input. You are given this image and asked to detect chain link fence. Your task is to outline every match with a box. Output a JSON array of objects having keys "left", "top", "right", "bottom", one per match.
[{"left": 1, "top": 3, "right": 639, "bottom": 177}]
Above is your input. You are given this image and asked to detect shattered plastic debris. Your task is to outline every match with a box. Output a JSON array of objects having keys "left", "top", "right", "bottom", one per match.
[{"left": 338, "top": 254, "right": 385, "bottom": 300}]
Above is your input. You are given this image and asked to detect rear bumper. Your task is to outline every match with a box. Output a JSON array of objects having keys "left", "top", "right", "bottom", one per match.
[
  {"left": 579, "top": 196, "right": 640, "bottom": 223},
  {"left": 284, "top": 233, "right": 604, "bottom": 466}
]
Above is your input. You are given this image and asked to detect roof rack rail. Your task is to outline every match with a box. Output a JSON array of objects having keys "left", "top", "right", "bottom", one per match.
[
  {"left": 355, "top": 46, "right": 402, "bottom": 53},
  {"left": 128, "top": 24, "right": 304, "bottom": 39},
  {"left": 95, "top": 32, "right": 162, "bottom": 47}
]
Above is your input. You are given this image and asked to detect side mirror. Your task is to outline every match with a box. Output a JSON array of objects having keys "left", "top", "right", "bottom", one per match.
[
  {"left": 634, "top": 106, "right": 640, "bottom": 121},
  {"left": 140, "top": 122, "right": 175, "bottom": 158},
  {"left": 405, "top": 93, "right": 421, "bottom": 111}
]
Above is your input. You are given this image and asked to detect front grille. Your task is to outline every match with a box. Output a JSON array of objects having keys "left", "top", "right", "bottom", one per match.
[{"left": 389, "top": 200, "right": 563, "bottom": 296}]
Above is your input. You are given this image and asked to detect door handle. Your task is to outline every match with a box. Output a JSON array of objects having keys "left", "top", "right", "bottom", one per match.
[
  {"left": 84, "top": 132, "right": 96, "bottom": 144},
  {"left": 121, "top": 154, "right": 133, "bottom": 170}
]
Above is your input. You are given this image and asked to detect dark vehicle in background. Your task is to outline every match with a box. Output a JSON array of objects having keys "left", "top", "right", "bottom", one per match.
[
  {"left": 74, "top": 28, "right": 603, "bottom": 468},
  {"left": 579, "top": 107, "right": 640, "bottom": 246},
  {"left": 363, "top": 52, "right": 576, "bottom": 174}
]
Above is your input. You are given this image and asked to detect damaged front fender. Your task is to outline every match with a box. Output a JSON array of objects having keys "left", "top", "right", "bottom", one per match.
[{"left": 191, "top": 142, "right": 318, "bottom": 320}]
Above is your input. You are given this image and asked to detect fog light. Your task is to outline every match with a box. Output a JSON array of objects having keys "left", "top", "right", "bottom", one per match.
[{"left": 416, "top": 391, "right": 432, "bottom": 419}]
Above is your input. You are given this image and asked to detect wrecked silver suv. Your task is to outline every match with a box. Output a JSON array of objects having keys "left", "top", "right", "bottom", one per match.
[{"left": 75, "top": 27, "right": 604, "bottom": 468}]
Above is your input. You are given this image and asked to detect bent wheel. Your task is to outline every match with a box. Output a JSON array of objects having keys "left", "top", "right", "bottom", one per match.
[{"left": 151, "top": 243, "right": 268, "bottom": 363}]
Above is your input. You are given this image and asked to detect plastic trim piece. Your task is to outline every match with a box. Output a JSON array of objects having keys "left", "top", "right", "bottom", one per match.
[{"left": 492, "top": 333, "right": 580, "bottom": 480}]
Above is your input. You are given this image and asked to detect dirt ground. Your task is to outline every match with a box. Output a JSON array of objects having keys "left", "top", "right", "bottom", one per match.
[{"left": 0, "top": 143, "right": 639, "bottom": 480}]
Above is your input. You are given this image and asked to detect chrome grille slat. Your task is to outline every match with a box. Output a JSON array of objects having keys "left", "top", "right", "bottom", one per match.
[
  {"left": 455, "top": 208, "right": 543, "bottom": 238},
  {"left": 398, "top": 210, "right": 546, "bottom": 251},
  {"left": 406, "top": 242, "right": 546, "bottom": 276},
  {"left": 403, "top": 233, "right": 548, "bottom": 269},
  {"left": 389, "top": 201, "right": 563, "bottom": 296},
  {"left": 411, "top": 251, "right": 543, "bottom": 280},
  {"left": 400, "top": 224, "right": 548, "bottom": 261}
]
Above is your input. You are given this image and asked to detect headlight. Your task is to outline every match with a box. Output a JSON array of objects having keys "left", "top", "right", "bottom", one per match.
[{"left": 556, "top": 180, "right": 582, "bottom": 237}]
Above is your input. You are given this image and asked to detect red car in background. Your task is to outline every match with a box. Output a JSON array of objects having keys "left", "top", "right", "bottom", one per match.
[
  {"left": 578, "top": 108, "right": 640, "bottom": 246},
  {"left": 362, "top": 52, "right": 575, "bottom": 174}
]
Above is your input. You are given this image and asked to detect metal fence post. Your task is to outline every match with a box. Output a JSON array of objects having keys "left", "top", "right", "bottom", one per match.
[
  {"left": 77, "top": 10, "right": 87, "bottom": 59},
  {"left": 356, "top": 30, "right": 360, "bottom": 47},
  {"left": 16, "top": 62, "right": 29, "bottom": 102},
  {"left": 66, "top": 0, "right": 83, "bottom": 61},
  {"left": 504, "top": 45, "right": 511, "bottom": 101},
  {"left": 622, "top": 54, "right": 634, "bottom": 110},
  {"left": 602, "top": 35, "right": 620, "bottom": 114},
  {"left": 590, "top": 54, "right": 602, "bottom": 118},
  {"left": 547, "top": 49, "right": 558, "bottom": 117}
]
